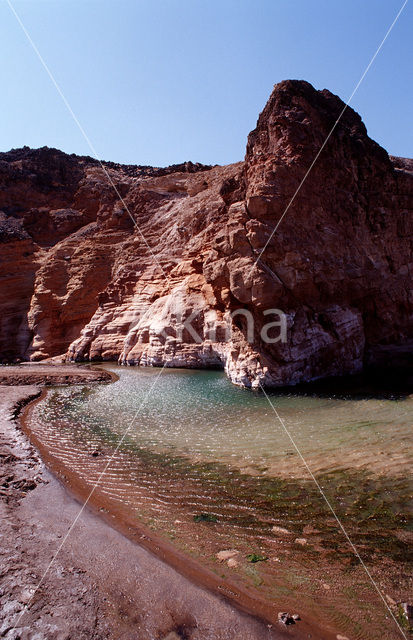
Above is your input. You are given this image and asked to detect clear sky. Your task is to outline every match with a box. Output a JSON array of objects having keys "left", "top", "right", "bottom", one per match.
[{"left": 1, "top": 0, "right": 412, "bottom": 166}]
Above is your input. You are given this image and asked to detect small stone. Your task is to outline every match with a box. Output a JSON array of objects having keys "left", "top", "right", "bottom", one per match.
[
  {"left": 322, "top": 583, "right": 331, "bottom": 590},
  {"left": 303, "top": 524, "right": 320, "bottom": 534},
  {"left": 19, "top": 587, "right": 35, "bottom": 604},
  {"left": 295, "top": 537, "right": 307, "bottom": 546},
  {"left": 277, "top": 612, "right": 295, "bottom": 625},
  {"left": 336, "top": 635, "right": 350, "bottom": 640},
  {"left": 227, "top": 558, "right": 238, "bottom": 568},
  {"left": 216, "top": 549, "right": 239, "bottom": 562},
  {"left": 193, "top": 513, "right": 218, "bottom": 523},
  {"left": 292, "top": 614, "right": 300, "bottom": 620},
  {"left": 272, "top": 525, "right": 292, "bottom": 535},
  {"left": 400, "top": 602, "right": 413, "bottom": 623},
  {"left": 246, "top": 553, "right": 268, "bottom": 563}
]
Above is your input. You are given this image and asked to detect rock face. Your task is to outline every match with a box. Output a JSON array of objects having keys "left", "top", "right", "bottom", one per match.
[{"left": 0, "top": 80, "right": 412, "bottom": 387}]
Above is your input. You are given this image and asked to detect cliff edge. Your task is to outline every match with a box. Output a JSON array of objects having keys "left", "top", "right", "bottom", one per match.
[{"left": 1, "top": 80, "right": 412, "bottom": 387}]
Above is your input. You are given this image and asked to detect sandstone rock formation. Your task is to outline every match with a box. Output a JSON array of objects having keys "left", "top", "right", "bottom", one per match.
[{"left": 0, "top": 80, "right": 412, "bottom": 387}]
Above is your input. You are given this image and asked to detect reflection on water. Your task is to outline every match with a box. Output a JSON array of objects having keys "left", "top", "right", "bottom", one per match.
[{"left": 28, "top": 365, "right": 413, "bottom": 640}]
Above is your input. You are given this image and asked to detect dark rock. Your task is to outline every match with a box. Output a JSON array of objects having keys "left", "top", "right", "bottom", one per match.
[
  {"left": 277, "top": 611, "right": 298, "bottom": 625},
  {"left": 193, "top": 513, "right": 218, "bottom": 523},
  {"left": 246, "top": 553, "right": 268, "bottom": 563}
]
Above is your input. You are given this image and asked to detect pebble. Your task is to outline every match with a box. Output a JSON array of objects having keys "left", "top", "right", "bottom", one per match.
[
  {"left": 227, "top": 558, "right": 238, "bottom": 568},
  {"left": 401, "top": 602, "right": 413, "bottom": 623},
  {"left": 303, "top": 524, "right": 320, "bottom": 534},
  {"left": 294, "top": 537, "right": 307, "bottom": 546},
  {"left": 272, "top": 525, "right": 292, "bottom": 535},
  {"left": 216, "top": 549, "right": 239, "bottom": 562},
  {"left": 277, "top": 611, "right": 300, "bottom": 625},
  {"left": 19, "top": 587, "right": 35, "bottom": 604}
]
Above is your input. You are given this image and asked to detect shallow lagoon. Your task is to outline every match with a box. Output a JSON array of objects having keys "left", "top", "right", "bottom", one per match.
[
  {"left": 36, "top": 365, "right": 412, "bottom": 477},
  {"left": 29, "top": 365, "right": 413, "bottom": 639}
]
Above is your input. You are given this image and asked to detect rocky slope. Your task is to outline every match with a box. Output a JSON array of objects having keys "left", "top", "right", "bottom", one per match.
[{"left": 0, "top": 80, "right": 412, "bottom": 387}]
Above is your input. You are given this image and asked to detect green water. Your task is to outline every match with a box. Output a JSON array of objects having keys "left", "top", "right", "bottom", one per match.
[
  {"left": 30, "top": 364, "right": 413, "bottom": 556},
  {"left": 36, "top": 365, "right": 413, "bottom": 478}
]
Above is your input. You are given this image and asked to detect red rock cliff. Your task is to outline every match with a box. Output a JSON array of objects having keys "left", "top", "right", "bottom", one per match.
[{"left": 0, "top": 80, "right": 412, "bottom": 387}]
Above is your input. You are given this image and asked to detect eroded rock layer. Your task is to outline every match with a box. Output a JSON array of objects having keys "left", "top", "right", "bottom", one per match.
[{"left": 0, "top": 80, "right": 412, "bottom": 387}]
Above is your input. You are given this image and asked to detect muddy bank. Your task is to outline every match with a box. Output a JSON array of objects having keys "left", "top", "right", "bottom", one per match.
[
  {"left": 0, "top": 363, "right": 114, "bottom": 386},
  {"left": 0, "top": 370, "right": 304, "bottom": 640}
]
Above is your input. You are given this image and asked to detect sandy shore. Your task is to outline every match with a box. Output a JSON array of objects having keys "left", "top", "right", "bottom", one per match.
[
  {"left": 0, "top": 363, "right": 114, "bottom": 386},
  {"left": 0, "top": 365, "right": 307, "bottom": 640}
]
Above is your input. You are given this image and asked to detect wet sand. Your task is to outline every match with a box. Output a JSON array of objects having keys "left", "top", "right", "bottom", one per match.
[
  {"left": 0, "top": 363, "right": 114, "bottom": 386},
  {"left": 0, "top": 366, "right": 323, "bottom": 640}
]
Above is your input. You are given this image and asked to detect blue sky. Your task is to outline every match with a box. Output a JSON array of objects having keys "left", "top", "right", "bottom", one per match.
[{"left": 1, "top": 0, "right": 412, "bottom": 166}]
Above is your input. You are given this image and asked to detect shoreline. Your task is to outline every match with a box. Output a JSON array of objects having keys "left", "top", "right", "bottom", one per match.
[
  {"left": 0, "top": 362, "right": 117, "bottom": 386},
  {"left": 22, "top": 390, "right": 335, "bottom": 639},
  {"left": 0, "top": 365, "right": 321, "bottom": 640}
]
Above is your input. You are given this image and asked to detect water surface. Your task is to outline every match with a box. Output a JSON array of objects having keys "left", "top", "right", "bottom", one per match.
[
  {"left": 36, "top": 365, "right": 412, "bottom": 477},
  {"left": 28, "top": 365, "right": 413, "bottom": 640}
]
